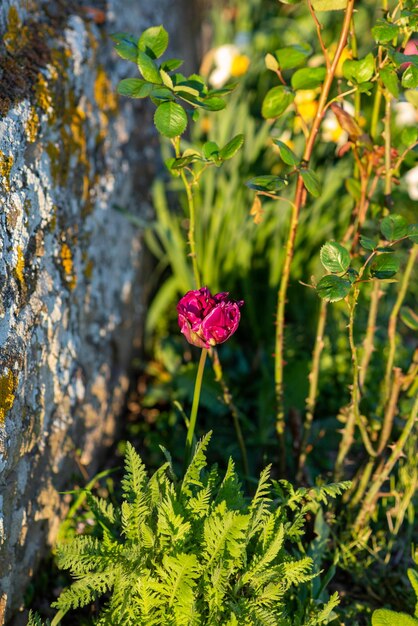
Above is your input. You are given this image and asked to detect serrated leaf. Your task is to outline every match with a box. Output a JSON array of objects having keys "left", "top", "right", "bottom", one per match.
[
  {"left": 154, "top": 101, "right": 187, "bottom": 137},
  {"left": 381, "top": 214, "right": 409, "bottom": 240},
  {"left": 161, "top": 58, "right": 183, "bottom": 72},
  {"left": 402, "top": 65, "right": 418, "bottom": 89},
  {"left": 111, "top": 32, "right": 138, "bottom": 63},
  {"left": 380, "top": 67, "right": 399, "bottom": 98},
  {"left": 400, "top": 307, "right": 418, "bottom": 331},
  {"left": 150, "top": 87, "right": 174, "bottom": 101},
  {"left": 245, "top": 175, "right": 288, "bottom": 193},
  {"left": 311, "top": 0, "right": 347, "bottom": 9},
  {"left": 343, "top": 54, "right": 375, "bottom": 84},
  {"left": 219, "top": 134, "right": 244, "bottom": 160},
  {"left": 316, "top": 275, "right": 351, "bottom": 302},
  {"left": 137, "top": 50, "right": 163, "bottom": 83},
  {"left": 117, "top": 78, "right": 153, "bottom": 98},
  {"left": 138, "top": 25, "right": 169, "bottom": 59},
  {"left": 274, "top": 140, "right": 299, "bottom": 166},
  {"left": 265, "top": 53, "right": 279, "bottom": 72},
  {"left": 291, "top": 67, "right": 326, "bottom": 90},
  {"left": 370, "top": 254, "right": 400, "bottom": 279},
  {"left": 275, "top": 43, "right": 312, "bottom": 70},
  {"left": 372, "top": 609, "right": 418, "bottom": 626},
  {"left": 160, "top": 69, "right": 173, "bottom": 88},
  {"left": 262, "top": 86, "right": 294, "bottom": 119},
  {"left": 408, "top": 224, "right": 418, "bottom": 243},
  {"left": 300, "top": 169, "right": 320, "bottom": 197},
  {"left": 359, "top": 236, "right": 376, "bottom": 251},
  {"left": 372, "top": 20, "right": 399, "bottom": 44},
  {"left": 320, "top": 241, "right": 351, "bottom": 273}
]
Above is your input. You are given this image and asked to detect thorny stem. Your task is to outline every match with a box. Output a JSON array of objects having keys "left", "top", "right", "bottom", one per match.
[
  {"left": 377, "top": 367, "right": 403, "bottom": 455},
  {"left": 274, "top": 0, "right": 356, "bottom": 465},
  {"left": 359, "top": 280, "right": 382, "bottom": 388},
  {"left": 354, "top": 393, "right": 418, "bottom": 532},
  {"left": 184, "top": 348, "right": 208, "bottom": 470},
  {"left": 297, "top": 299, "right": 327, "bottom": 480},
  {"left": 211, "top": 348, "right": 250, "bottom": 479},
  {"left": 382, "top": 244, "right": 418, "bottom": 405}
]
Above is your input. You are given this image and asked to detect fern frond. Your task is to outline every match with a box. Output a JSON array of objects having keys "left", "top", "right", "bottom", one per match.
[
  {"left": 215, "top": 458, "right": 245, "bottom": 511},
  {"left": 27, "top": 611, "right": 50, "bottom": 626},
  {"left": 205, "top": 562, "right": 230, "bottom": 619},
  {"left": 314, "top": 591, "right": 340, "bottom": 624},
  {"left": 242, "top": 524, "right": 285, "bottom": 587},
  {"left": 247, "top": 465, "right": 272, "bottom": 538},
  {"left": 187, "top": 483, "right": 212, "bottom": 519},
  {"left": 180, "top": 432, "right": 212, "bottom": 497},
  {"left": 85, "top": 492, "right": 116, "bottom": 529},
  {"left": 281, "top": 556, "right": 315, "bottom": 588},
  {"left": 157, "top": 494, "right": 191, "bottom": 550},
  {"left": 155, "top": 552, "right": 200, "bottom": 620},
  {"left": 203, "top": 511, "right": 249, "bottom": 569},
  {"left": 306, "top": 481, "right": 352, "bottom": 506},
  {"left": 52, "top": 571, "right": 115, "bottom": 610},
  {"left": 56, "top": 535, "right": 117, "bottom": 576}
]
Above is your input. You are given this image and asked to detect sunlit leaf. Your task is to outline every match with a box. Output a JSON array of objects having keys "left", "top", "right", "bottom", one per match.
[
  {"left": 291, "top": 67, "right": 326, "bottom": 90},
  {"left": 316, "top": 275, "right": 351, "bottom": 302},
  {"left": 137, "top": 50, "right": 163, "bottom": 83},
  {"left": 219, "top": 134, "right": 244, "bottom": 160},
  {"left": 275, "top": 44, "right": 312, "bottom": 70},
  {"left": 117, "top": 78, "right": 153, "bottom": 98},
  {"left": 262, "top": 86, "right": 294, "bottom": 119},
  {"left": 154, "top": 101, "right": 187, "bottom": 137},
  {"left": 343, "top": 54, "right": 375, "bottom": 84},
  {"left": 400, "top": 307, "right": 418, "bottom": 331},
  {"left": 370, "top": 254, "right": 400, "bottom": 279},
  {"left": 245, "top": 175, "right": 288, "bottom": 193},
  {"left": 380, "top": 214, "right": 409, "bottom": 241},
  {"left": 274, "top": 140, "right": 299, "bottom": 166},
  {"left": 300, "top": 169, "right": 320, "bottom": 197},
  {"left": 320, "top": 242, "right": 351, "bottom": 274},
  {"left": 138, "top": 25, "right": 169, "bottom": 59}
]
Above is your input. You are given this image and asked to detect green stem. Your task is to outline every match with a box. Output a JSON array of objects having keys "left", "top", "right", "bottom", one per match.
[
  {"left": 274, "top": 0, "right": 356, "bottom": 462},
  {"left": 51, "top": 609, "right": 68, "bottom": 626},
  {"left": 359, "top": 279, "right": 381, "bottom": 388},
  {"left": 354, "top": 393, "right": 418, "bottom": 532},
  {"left": 180, "top": 169, "right": 201, "bottom": 289},
  {"left": 383, "top": 244, "right": 418, "bottom": 405},
  {"left": 298, "top": 298, "right": 327, "bottom": 480},
  {"left": 184, "top": 348, "right": 208, "bottom": 469},
  {"left": 370, "top": 85, "right": 382, "bottom": 141},
  {"left": 384, "top": 95, "right": 392, "bottom": 201}
]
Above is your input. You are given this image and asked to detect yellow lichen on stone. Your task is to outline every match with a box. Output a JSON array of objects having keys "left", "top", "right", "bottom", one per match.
[
  {"left": 35, "top": 73, "right": 54, "bottom": 119},
  {"left": 60, "top": 242, "right": 77, "bottom": 290},
  {"left": 94, "top": 66, "right": 118, "bottom": 114},
  {"left": 0, "top": 152, "right": 14, "bottom": 192},
  {"left": 25, "top": 107, "right": 40, "bottom": 143},
  {"left": 14, "top": 246, "right": 25, "bottom": 286},
  {"left": 0, "top": 370, "right": 17, "bottom": 426},
  {"left": 4, "top": 7, "right": 29, "bottom": 54}
]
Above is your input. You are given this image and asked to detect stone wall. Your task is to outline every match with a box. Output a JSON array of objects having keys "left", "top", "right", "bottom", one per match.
[{"left": 0, "top": 0, "right": 182, "bottom": 621}]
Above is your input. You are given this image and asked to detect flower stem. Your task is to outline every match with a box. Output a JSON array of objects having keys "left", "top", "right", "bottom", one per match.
[{"left": 185, "top": 348, "right": 208, "bottom": 469}]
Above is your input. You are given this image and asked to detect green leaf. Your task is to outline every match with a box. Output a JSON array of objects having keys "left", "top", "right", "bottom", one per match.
[
  {"left": 262, "top": 86, "right": 294, "bottom": 119},
  {"left": 245, "top": 175, "right": 288, "bottom": 193},
  {"left": 371, "top": 20, "right": 399, "bottom": 44},
  {"left": 154, "top": 102, "right": 187, "bottom": 137},
  {"left": 401, "top": 126, "right": 418, "bottom": 147},
  {"left": 372, "top": 609, "right": 418, "bottom": 626},
  {"left": 203, "top": 141, "right": 219, "bottom": 159},
  {"left": 117, "top": 78, "right": 152, "bottom": 98},
  {"left": 274, "top": 140, "right": 299, "bottom": 166},
  {"left": 111, "top": 32, "right": 138, "bottom": 63},
  {"left": 320, "top": 241, "right": 351, "bottom": 273},
  {"left": 137, "top": 50, "right": 163, "bottom": 84},
  {"left": 359, "top": 236, "right": 376, "bottom": 251},
  {"left": 311, "top": 0, "right": 347, "bottom": 9},
  {"left": 407, "top": 569, "right": 418, "bottom": 615},
  {"left": 380, "top": 67, "right": 399, "bottom": 98},
  {"left": 150, "top": 87, "right": 174, "bottom": 102},
  {"left": 291, "top": 67, "right": 326, "bottom": 90},
  {"left": 408, "top": 224, "right": 418, "bottom": 243},
  {"left": 400, "top": 307, "right": 418, "bottom": 331},
  {"left": 300, "top": 169, "right": 320, "bottom": 197},
  {"left": 161, "top": 58, "right": 183, "bottom": 72},
  {"left": 402, "top": 65, "right": 418, "bottom": 89},
  {"left": 138, "top": 25, "right": 169, "bottom": 59},
  {"left": 219, "top": 134, "right": 244, "bottom": 160},
  {"left": 275, "top": 44, "right": 312, "bottom": 70},
  {"left": 316, "top": 275, "right": 351, "bottom": 302},
  {"left": 381, "top": 214, "right": 409, "bottom": 240},
  {"left": 370, "top": 254, "right": 400, "bottom": 279},
  {"left": 200, "top": 96, "right": 226, "bottom": 111},
  {"left": 343, "top": 54, "right": 375, "bottom": 84}
]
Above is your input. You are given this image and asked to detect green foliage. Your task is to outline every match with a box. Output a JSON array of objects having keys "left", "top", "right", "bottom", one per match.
[
  {"left": 372, "top": 569, "right": 418, "bottom": 625},
  {"left": 48, "top": 435, "right": 347, "bottom": 624}
]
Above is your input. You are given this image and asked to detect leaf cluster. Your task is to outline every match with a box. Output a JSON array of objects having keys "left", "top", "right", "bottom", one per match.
[
  {"left": 42, "top": 434, "right": 348, "bottom": 625},
  {"left": 112, "top": 26, "right": 236, "bottom": 138}
]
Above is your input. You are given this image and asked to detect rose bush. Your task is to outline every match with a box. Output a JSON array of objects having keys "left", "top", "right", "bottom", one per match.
[{"left": 177, "top": 287, "right": 243, "bottom": 348}]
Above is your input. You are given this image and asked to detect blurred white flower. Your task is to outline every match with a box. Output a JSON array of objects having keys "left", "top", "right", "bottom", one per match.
[
  {"left": 208, "top": 44, "right": 250, "bottom": 88},
  {"left": 405, "top": 165, "right": 418, "bottom": 200},
  {"left": 322, "top": 101, "right": 355, "bottom": 145},
  {"left": 393, "top": 101, "right": 418, "bottom": 127}
]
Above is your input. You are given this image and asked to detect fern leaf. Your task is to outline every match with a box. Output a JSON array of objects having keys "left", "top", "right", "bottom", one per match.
[
  {"left": 214, "top": 458, "right": 245, "bottom": 511},
  {"left": 52, "top": 571, "right": 115, "bottom": 610},
  {"left": 281, "top": 556, "right": 314, "bottom": 588},
  {"left": 314, "top": 591, "right": 340, "bottom": 624},
  {"left": 27, "top": 611, "right": 50, "bottom": 626},
  {"left": 306, "top": 481, "right": 352, "bottom": 505},
  {"left": 157, "top": 494, "right": 191, "bottom": 550},
  {"left": 181, "top": 432, "right": 212, "bottom": 498},
  {"left": 242, "top": 524, "right": 285, "bottom": 587},
  {"left": 203, "top": 511, "right": 249, "bottom": 569}
]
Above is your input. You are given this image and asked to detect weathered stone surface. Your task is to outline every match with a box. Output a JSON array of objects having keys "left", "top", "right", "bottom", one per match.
[{"left": 0, "top": 0, "right": 180, "bottom": 621}]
